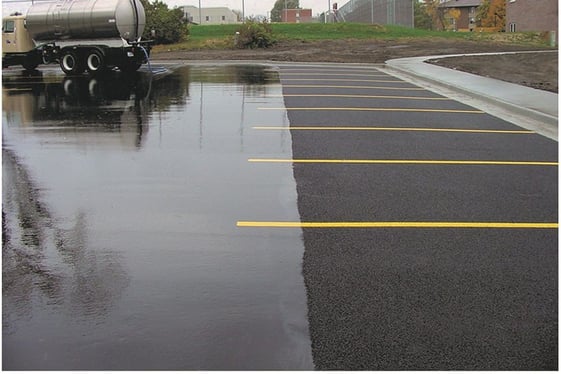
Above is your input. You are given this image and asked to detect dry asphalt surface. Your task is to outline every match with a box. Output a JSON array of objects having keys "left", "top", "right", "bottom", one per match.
[{"left": 273, "top": 64, "right": 557, "bottom": 370}]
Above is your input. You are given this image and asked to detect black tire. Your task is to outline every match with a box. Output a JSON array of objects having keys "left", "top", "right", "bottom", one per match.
[
  {"left": 22, "top": 55, "right": 39, "bottom": 71},
  {"left": 42, "top": 49, "right": 56, "bottom": 65},
  {"left": 60, "top": 50, "right": 84, "bottom": 75},
  {"left": 86, "top": 49, "right": 106, "bottom": 75}
]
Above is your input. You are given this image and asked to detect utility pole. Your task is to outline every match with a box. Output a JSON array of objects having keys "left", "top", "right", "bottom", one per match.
[
  {"left": 412, "top": 0, "right": 414, "bottom": 28},
  {"left": 242, "top": 0, "right": 245, "bottom": 22},
  {"left": 198, "top": 0, "right": 201, "bottom": 24}
]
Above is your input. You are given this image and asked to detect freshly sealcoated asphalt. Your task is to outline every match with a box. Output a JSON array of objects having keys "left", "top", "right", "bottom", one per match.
[{"left": 266, "top": 64, "right": 557, "bottom": 370}]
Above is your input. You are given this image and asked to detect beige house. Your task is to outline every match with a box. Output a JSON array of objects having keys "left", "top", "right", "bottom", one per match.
[{"left": 180, "top": 6, "right": 239, "bottom": 24}]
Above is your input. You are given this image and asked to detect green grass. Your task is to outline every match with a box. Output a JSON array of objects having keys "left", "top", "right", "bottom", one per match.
[
  {"left": 271, "top": 23, "right": 444, "bottom": 40},
  {"left": 153, "top": 22, "right": 552, "bottom": 52},
  {"left": 187, "top": 22, "right": 462, "bottom": 41},
  {"left": 189, "top": 23, "right": 240, "bottom": 41}
]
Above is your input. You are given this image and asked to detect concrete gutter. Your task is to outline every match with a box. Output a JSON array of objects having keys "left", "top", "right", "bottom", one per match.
[{"left": 383, "top": 51, "right": 558, "bottom": 141}]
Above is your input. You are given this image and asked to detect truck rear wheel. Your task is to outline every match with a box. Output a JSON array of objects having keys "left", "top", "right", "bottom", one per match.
[
  {"left": 86, "top": 49, "right": 106, "bottom": 75},
  {"left": 60, "top": 50, "right": 84, "bottom": 75}
]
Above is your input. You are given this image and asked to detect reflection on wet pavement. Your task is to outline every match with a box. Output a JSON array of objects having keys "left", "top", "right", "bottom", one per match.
[{"left": 2, "top": 65, "right": 312, "bottom": 370}]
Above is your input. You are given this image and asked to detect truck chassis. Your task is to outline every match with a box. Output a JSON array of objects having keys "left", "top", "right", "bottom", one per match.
[{"left": 3, "top": 41, "right": 151, "bottom": 75}]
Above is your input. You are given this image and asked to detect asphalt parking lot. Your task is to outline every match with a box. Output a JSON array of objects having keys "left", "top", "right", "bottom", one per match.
[
  {"left": 240, "top": 64, "right": 558, "bottom": 370},
  {"left": 2, "top": 62, "right": 557, "bottom": 370}
]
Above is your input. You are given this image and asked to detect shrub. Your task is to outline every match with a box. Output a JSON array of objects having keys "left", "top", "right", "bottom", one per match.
[
  {"left": 234, "top": 20, "right": 276, "bottom": 49},
  {"left": 141, "top": 0, "right": 189, "bottom": 44}
]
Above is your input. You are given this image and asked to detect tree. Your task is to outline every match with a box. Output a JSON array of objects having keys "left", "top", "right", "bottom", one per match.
[
  {"left": 423, "top": 0, "right": 447, "bottom": 30},
  {"left": 446, "top": 8, "right": 461, "bottom": 30},
  {"left": 414, "top": 0, "right": 433, "bottom": 30},
  {"left": 477, "top": 0, "right": 505, "bottom": 30},
  {"left": 141, "top": 0, "right": 189, "bottom": 44},
  {"left": 270, "top": 0, "right": 300, "bottom": 22}
]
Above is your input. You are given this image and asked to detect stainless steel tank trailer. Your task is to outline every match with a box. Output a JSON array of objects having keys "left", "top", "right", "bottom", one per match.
[{"left": 2, "top": 0, "right": 152, "bottom": 75}]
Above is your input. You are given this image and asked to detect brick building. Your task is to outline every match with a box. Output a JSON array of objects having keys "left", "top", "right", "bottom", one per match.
[
  {"left": 281, "top": 8, "right": 313, "bottom": 23},
  {"left": 506, "top": 0, "right": 558, "bottom": 33}
]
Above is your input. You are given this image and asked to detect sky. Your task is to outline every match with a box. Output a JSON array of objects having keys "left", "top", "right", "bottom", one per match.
[{"left": 3, "top": 0, "right": 349, "bottom": 18}]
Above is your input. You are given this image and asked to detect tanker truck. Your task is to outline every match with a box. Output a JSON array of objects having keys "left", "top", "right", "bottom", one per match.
[{"left": 2, "top": 0, "right": 152, "bottom": 75}]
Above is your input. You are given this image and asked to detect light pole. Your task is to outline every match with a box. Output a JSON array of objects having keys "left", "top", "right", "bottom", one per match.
[
  {"left": 198, "top": 0, "right": 201, "bottom": 24},
  {"left": 411, "top": 0, "right": 414, "bottom": 28},
  {"left": 284, "top": 0, "right": 287, "bottom": 22},
  {"left": 242, "top": 0, "right": 245, "bottom": 22}
]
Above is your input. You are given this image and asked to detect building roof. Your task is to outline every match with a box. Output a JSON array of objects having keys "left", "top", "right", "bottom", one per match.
[
  {"left": 439, "top": 0, "right": 481, "bottom": 8},
  {"left": 181, "top": 6, "right": 233, "bottom": 11}
]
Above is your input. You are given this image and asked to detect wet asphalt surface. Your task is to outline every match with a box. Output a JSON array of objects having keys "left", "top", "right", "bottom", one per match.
[
  {"left": 2, "top": 64, "right": 312, "bottom": 370},
  {"left": 2, "top": 62, "right": 558, "bottom": 370}
]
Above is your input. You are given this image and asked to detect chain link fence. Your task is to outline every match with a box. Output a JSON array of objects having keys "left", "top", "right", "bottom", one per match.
[{"left": 336, "top": 0, "right": 413, "bottom": 27}]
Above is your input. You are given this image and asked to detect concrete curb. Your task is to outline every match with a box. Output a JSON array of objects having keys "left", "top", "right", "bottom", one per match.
[{"left": 383, "top": 52, "right": 558, "bottom": 141}]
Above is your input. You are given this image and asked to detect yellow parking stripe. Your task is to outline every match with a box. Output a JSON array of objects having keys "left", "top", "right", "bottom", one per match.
[
  {"left": 252, "top": 126, "right": 534, "bottom": 134},
  {"left": 280, "top": 69, "right": 381, "bottom": 73},
  {"left": 283, "top": 85, "right": 425, "bottom": 91},
  {"left": 260, "top": 107, "right": 485, "bottom": 114},
  {"left": 271, "top": 94, "right": 450, "bottom": 101},
  {"left": 281, "top": 72, "right": 388, "bottom": 77},
  {"left": 248, "top": 159, "right": 558, "bottom": 166},
  {"left": 237, "top": 221, "right": 559, "bottom": 229},
  {"left": 283, "top": 78, "right": 403, "bottom": 83}
]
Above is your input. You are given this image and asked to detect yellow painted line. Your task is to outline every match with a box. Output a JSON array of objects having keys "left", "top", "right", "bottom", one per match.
[
  {"left": 280, "top": 69, "right": 381, "bottom": 73},
  {"left": 270, "top": 94, "right": 450, "bottom": 101},
  {"left": 237, "top": 221, "right": 559, "bottom": 229},
  {"left": 283, "top": 78, "right": 403, "bottom": 83},
  {"left": 259, "top": 107, "right": 485, "bottom": 114},
  {"left": 283, "top": 84, "right": 424, "bottom": 91},
  {"left": 282, "top": 72, "right": 388, "bottom": 77},
  {"left": 248, "top": 159, "right": 559, "bottom": 166},
  {"left": 251, "top": 126, "right": 534, "bottom": 134}
]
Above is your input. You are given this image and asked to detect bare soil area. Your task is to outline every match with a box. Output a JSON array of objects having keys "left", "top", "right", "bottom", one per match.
[
  {"left": 427, "top": 51, "right": 558, "bottom": 93},
  {"left": 152, "top": 38, "right": 558, "bottom": 92}
]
